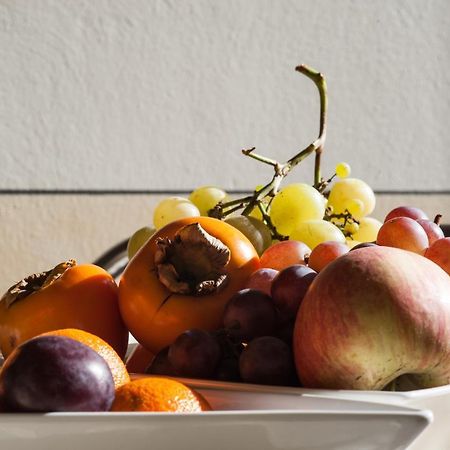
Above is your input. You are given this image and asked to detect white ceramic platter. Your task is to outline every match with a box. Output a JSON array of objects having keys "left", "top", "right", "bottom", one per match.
[
  {"left": 0, "top": 382, "right": 431, "bottom": 450},
  {"left": 183, "top": 377, "right": 450, "bottom": 450},
  {"left": 300, "top": 383, "right": 450, "bottom": 450}
]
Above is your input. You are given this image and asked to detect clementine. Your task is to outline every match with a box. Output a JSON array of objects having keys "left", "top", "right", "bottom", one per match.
[
  {"left": 110, "top": 376, "right": 211, "bottom": 412},
  {"left": 41, "top": 328, "right": 130, "bottom": 388}
]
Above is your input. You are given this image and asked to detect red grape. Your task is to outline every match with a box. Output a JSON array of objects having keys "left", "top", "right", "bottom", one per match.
[
  {"left": 308, "top": 241, "right": 349, "bottom": 272},
  {"left": 384, "top": 206, "right": 429, "bottom": 222},
  {"left": 259, "top": 240, "right": 311, "bottom": 271},
  {"left": 146, "top": 347, "right": 178, "bottom": 376},
  {"left": 425, "top": 237, "right": 450, "bottom": 275},
  {"left": 0, "top": 336, "right": 115, "bottom": 412},
  {"left": 168, "top": 329, "right": 221, "bottom": 379},
  {"left": 223, "top": 289, "right": 277, "bottom": 342},
  {"left": 244, "top": 268, "right": 279, "bottom": 296},
  {"left": 239, "top": 336, "right": 297, "bottom": 386},
  {"left": 417, "top": 219, "right": 445, "bottom": 246},
  {"left": 271, "top": 265, "right": 317, "bottom": 322},
  {"left": 377, "top": 217, "right": 429, "bottom": 255}
]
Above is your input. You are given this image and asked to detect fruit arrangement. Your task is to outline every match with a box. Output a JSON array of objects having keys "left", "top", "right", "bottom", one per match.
[{"left": 0, "top": 64, "right": 449, "bottom": 413}]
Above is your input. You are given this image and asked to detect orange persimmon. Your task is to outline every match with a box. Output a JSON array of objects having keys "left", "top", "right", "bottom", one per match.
[
  {"left": 119, "top": 217, "right": 260, "bottom": 354},
  {"left": 0, "top": 261, "right": 129, "bottom": 359}
]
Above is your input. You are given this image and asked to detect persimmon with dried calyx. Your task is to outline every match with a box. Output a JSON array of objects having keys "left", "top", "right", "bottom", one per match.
[
  {"left": 0, "top": 260, "right": 128, "bottom": 359},
  {"left": 119, "top": 217, "right": 260, "bottom": 354}
]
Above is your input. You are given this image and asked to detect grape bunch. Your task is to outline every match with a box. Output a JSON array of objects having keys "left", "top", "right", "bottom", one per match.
[
  {"left": 145, "top": 262, "right": 320, "bottom": 386},
  {"left": 126, "top": 65, "right": 383, "bottom": 260},
  {"left": 141, "top": 201, "right": 447, "bottom": 388},
  {"left": 374, "top": 206, "right": 449, "bottom": 275},
  {"left": 127, "top": 161, "right": 383, "bottom": 262}
]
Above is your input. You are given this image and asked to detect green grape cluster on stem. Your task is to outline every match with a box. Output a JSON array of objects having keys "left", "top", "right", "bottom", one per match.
[
  {"left": 141, "top": 64, "right": 380, "bottom": 255},
  {"left": 207, "top": 64, "right": 357, "bottom": 241}
]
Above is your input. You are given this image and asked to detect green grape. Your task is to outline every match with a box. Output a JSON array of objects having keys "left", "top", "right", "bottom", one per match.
[
  {"left": 352, "top": 217, "right": 382, "bottom": 242},
  {"left": 269, "top": 184, "right": 326, "bottom": 236},
  {"left": 290, "top": 219, "right": 346, "bottom": 250},
  {"left": 327, "top": 178, "right": 375, "bottom": 219},
  {"left": 249, "top": 205, "right": 264, "bottom": 221},
  {"left": 344, "top": 221, "right": 360, "bottom": 235},
  {"left": 153, "top": 196, "right": 200, "bottom": 229},
  {"left": 189, "top": 186, "right": 229, "bottom": 216},
  {"left": 345, "top": 198, "right": 365, "bottom": 217},
  {"left": 127, "top": 226, "right": 156, "bottom": 259},
  {"left": 248, "top": 185, "right": 269, "bottom": 221},
  {"left": 335, "top": 162, "right": 351, "bottom": 178},
  {"left": 225, "top": 215, "right": 272, "bottom": 256}
]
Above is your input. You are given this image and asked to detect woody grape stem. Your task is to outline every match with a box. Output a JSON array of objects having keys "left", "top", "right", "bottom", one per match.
[{"left": 208, "top": 64, "right": 329, "bottom": 237}]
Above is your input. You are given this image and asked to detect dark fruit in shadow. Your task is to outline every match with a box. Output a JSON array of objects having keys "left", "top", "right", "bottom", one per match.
[{"left": 0, "top": 335, "right": 115, "bottom": 412}]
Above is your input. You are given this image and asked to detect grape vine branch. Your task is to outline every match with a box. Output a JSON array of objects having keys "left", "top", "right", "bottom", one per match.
[{"left": 208, "top": 64, "right": 328, "bottom": 239}]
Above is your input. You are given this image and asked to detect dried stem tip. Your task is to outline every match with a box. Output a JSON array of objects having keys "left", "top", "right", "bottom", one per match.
[
  {"left": 155, "top": 223, "right": 231, "bottom": 295},
  {"left": 1, "top": 260, "right": 77, "bottom": 308}
]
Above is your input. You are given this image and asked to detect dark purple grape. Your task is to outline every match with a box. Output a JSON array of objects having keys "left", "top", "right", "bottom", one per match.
[
  {"left": 0, "top": 395, "right": 8, "bottom": 412},
  {"left": 168, "top": 329, "right": 221, "bottom": 379},
  {"left": 0, "top": 335, "right": 115, "bottom": 412},
  {"left": 210, "top": 329, "right": 244, "bottom": 381},
  {"left": 271, "top": 265, "right": 317, "bottom": 322},
  {"left": 145, "top": 347, "right": 178, "bottom": 376},
  {"left": 350, "top": 242, "right": 378, "bottom": 251},
  {"left": 214, "top": 357, "right": 241, "bottom": 382},
  {"left": 276, "top": 319, "right": 295, "bottom": 345},
  {"left": 239, "top": 336, "right": 297, "bottom": 386},
  {"left": 223, "top": 289, "right": 277, "bottom": 341}
]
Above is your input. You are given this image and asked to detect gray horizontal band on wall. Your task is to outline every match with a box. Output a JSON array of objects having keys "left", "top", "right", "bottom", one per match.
[{"left": 0, "top": 190, "right": 449, "bottom": 196}]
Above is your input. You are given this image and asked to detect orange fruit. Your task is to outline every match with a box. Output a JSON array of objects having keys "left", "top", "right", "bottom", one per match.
[
  {"left": 119, "top": 217, "right": 259, "bottom": 354},
  {"left": 0, "top": 261, "right": 129, "bottom": 360},
  {"left": 41, "top": 328, "right": 130, "bottom": 388},
  {"left": 110, "top": 376, "right": 211, "bottom": 412}
]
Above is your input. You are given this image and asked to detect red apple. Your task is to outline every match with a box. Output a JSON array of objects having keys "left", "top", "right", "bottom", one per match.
[
  {"left": 425, "top": 237, "right": 450, "bottom": 276},
  {"left": 293, "top": 246, "right": 450, "bottom": 390}
]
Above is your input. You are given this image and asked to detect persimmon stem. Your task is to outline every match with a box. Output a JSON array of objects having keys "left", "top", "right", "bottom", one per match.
[
  {"left": 208, "top": 64, "right": 329, "bottom": 238},
  {"left": 1, "top": 260, "right": 76, "bottom": 308}
]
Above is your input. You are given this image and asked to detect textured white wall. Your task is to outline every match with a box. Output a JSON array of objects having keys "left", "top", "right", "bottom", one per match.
[
  {"left": 0, "top": 0, "right": 450, "bottom": 292},
  {"left": 1, "top": 0, "right": 449, "bottom": 192}
]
